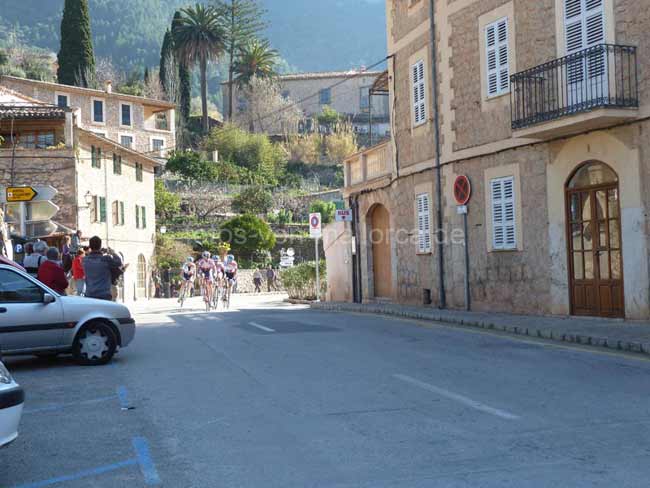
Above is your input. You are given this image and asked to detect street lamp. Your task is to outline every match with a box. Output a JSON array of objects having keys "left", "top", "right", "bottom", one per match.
[{"left": 83, "top": 191, "right": 93, "bottom": 208}]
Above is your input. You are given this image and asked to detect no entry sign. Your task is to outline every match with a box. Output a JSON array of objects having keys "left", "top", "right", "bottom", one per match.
[
  {"left": 309, "top": 212, "right": 322, "bottom": 238},
  {"left": 453, "top": 175, "right": 472, "bottom": 206}
]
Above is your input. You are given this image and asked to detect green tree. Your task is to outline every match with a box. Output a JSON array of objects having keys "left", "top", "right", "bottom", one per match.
[
  {"left": 159, "top": 28, "right": 174, "bottom": 95},
  {"left": 172, "top": 11, "right": 192, "bottom": 123},
  {"left": 165, "top": 150, "right": 219, "bottom": 184},
  {"left": 317, "top": 105, "right": 341, "bottom": 128},
  {"left": 231, "top": 186, "right": 274, "bottom": 215},
  {"left": 57, "top": 0, "right": 95, "bottom": 86},
  {"left": 220, "top": 214, "right": 276, "bottom": 260},
  {"left": 154, "top": 180, "right": 181, "bottom": 221},
  {"left": 309, "top": 200, "right": 336, "bottom": 224},
  {"left": 173, "top": 4, "right": 226, "bottom": 134},
  {"left": 155, "top": 234, "right": 194, "bottom": 270},
  {"left": 217, "top": 0, "right": 267, "bottom": 121},
  {"left": 233, "top": 39, "right": 277, "bottom": 87}
]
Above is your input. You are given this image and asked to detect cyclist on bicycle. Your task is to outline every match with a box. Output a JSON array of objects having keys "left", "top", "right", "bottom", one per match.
[
  {"left": 224, "top": 254, "right": 238, "bottom": 291},
  {"left": 197, "top": 251, "right": 216, "bottom": 305},
  {"left": 178, "top": 257, "right": 196, "bottom": 302}
]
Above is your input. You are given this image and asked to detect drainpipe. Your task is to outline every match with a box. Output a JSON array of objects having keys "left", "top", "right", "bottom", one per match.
[
  {"left": 350, "top": 194, "right": 363, "bottom": 304},
  {"left": 429, "top": 0, "right": 446, "bottom": 308}
]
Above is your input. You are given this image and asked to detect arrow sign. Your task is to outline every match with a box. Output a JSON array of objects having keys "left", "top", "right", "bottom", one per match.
[
  {"left": 25, "top": 221, "right": 58, "bottom": 238},
  {"left": 6, "top": 186, "right": 37, "bottom": 202},
  {"left": 1, "top": 185, "right": 57, "bottom": 204},
  {"left": 26, "top": 201, "right": 60, "bottom": 222}
]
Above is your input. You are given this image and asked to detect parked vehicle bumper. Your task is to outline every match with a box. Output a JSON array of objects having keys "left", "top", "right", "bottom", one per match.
[{"left": 0, "top": 387, "right": 24, "bottom": 448}]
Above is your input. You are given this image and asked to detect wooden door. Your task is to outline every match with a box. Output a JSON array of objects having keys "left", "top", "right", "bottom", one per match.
[
  {"left": 370, "top": 205, "right": 392, "bottom": 298},
  {"left": 566, "top": 164, "right": 623, "bottom": 317}
]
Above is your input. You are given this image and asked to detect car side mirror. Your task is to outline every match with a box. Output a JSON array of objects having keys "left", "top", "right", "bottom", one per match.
[{"left": 43, "top": 293, "right": 56, "bottom": 305}]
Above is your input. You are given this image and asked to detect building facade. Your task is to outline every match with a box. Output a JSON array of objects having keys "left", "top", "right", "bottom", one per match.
[
  {"left": 0, "top": 82, "right": 165, "bottom": 302},
  {"left": 0, "top": 76, "right": 176, "bottom": 158},
  {"left": 224, "top": 71, "right": 391, "bottom": 140},
  {"left": 331, "top": 0, "right": 650, "bottom": 319}
]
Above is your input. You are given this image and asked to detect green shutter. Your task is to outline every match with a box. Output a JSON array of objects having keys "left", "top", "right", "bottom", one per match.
[
  {"left": 135, "top": 205, "right": 140, "bottom": 229},
  {"left": 120, "top": 201, "right": 125, "bottom": 225},
  {"left": 99, "top": 197, "right": 106, "bottom": 222},
  {"left": 142, "top": 206, "right": 146, "bottom": 228},
  {"left": 113, "top": 153, "right": 121, "bottom": 174}
]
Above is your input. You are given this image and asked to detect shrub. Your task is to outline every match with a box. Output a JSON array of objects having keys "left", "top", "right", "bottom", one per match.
[
  {"left": 231, "top": 186, "right": 274, "bottom": 215},
  {"left": 220, "top": 214, "right": 276, "bottom": 260},
  {"left": 309, "top": 200, "right": 336, "bottom": 224},
  {"left": 165, "top": 150, "right": 219, "bottom": 184},
  {"left": 281, "top": 261, "right": 326, "bottom": 300},
  {"left": 155, "top": 234, "right": 194, "bottom": 270},
  {"left": 324, "top": 127, "right": 357, "bottom": 164},
  {"left": 154, "top": 180, "right": 181, "bottom": 221},
  {"left": 284, "top": 133, "right": 322, "bottom": 164}
]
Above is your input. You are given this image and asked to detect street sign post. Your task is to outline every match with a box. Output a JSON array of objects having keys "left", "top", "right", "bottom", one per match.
[
  {"left": 1, "top": 185, "right": 59, "bottom": 238},
  {"left": 309, "top": 213, "right": 322, "bottom": 302},
  {"left": 453, "top": 175, "right": 472, "bottom": 311},
  {"left": 6, "top": 186, "right": 37, "bottom": 203}
]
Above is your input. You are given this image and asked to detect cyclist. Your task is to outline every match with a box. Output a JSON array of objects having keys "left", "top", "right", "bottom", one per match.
[
  {"left": 197, "top": 251, "right": 216, "bottom": 307},
  {"left": 224, "top": 254, "right": 238, "bottom": 292},
  {"left": 178, "top": 257, "right": 196, "bottom": 303}
]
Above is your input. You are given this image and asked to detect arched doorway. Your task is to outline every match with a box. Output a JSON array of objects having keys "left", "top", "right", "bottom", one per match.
[
  {"left": 369, "top": 204, "right": 392, "bottom": 298},
  {"left": 565, "top": 161, "right": 624, "bottom": 317},
  {"left": 137, "top": 254, "right": 147, "bottom": 299}
]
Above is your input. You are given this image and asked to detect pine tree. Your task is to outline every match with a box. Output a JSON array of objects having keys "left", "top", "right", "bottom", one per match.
[
  {"left": 217, "top": 0, "right": 267, "bottom": 121},
  {"left": 57, "top": 0, "right": 96, "bottom": 87},
  {"left": 144, "top": 66, "right": 150, "bottom": 84}
]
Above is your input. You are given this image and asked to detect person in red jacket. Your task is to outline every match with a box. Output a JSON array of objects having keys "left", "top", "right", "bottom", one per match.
[
  {"left": 37, "top": 247, "right": 69, "bottom": 295},
  {"left": 71, "top": 249, "right": 86, "bottom": 296}
]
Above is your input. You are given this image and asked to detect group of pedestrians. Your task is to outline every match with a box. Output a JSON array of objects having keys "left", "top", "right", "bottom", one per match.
[
  {"left": 16, "top": 231, "right": 125, "bottom": 302},
  {"left": 253, "top": 265, "right": 279, "bottom": 293}
]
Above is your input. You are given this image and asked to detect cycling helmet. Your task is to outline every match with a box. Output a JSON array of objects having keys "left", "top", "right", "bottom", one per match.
[
  {"left": 226, "top": 254, "right": 235, "bottom": 263},
  {"left": 186, "top": 256, "right": 194, "bottom": 263},
  {"left": 211, "top": 255, "right": 219, "bottom": 261},
  {"left": 202, "top": 251, "right": 210, "bottom": 258}
]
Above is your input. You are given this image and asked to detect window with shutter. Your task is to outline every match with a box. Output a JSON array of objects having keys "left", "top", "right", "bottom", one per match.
[
  {"left": 412, "top": 60, "right": 427, "bottom": 126},
  {"left": 564, "top": 0, "right": 605, "bottom": 84},
  {"left": 491, "top": 176, "right": 517, "bottom": 250},
  {"left": 142, "top": 207, "right": 147, "bottom": 229},
  {"left": 135, "top": 205, "right": 140, "bottom": 229},
  {"left": 119, "top": 202, "right": 125, "bottom": 226},
  {"left": 99, "top": 197, "right": 107, "bottom": 223},
  {"left": 112, "top": 201, "right": 118, "bottom": 226},
  {"left": 485, "top": 18, "right": 510, "bottom": 97},
  {"left": 416, "top": 193, "right": 432, "bottom": 253}
]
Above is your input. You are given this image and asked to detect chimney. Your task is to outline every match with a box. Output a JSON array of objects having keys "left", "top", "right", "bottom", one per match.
[{"left": 105, "top": 80, "right": 112, "bottom": 94}]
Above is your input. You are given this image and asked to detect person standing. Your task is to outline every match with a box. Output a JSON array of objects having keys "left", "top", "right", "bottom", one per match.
[
  {"left": 83, "top": 236, "right": 122, "bottom": 301},
  {"left": 37, "top": 247, "right": 69, "bottom": 294},
  {"left": 253, "top": 268, "right": 262, "bottom": 293},
  {"left": 71, "top": 249, "right": 86, "bottom": 296},
  {"left": 70, "top": 230, "right": 83, "bottom": 254},
  {"left": 266, "top": 265, "right": 276, "bottom": 292},
  {"left": 23, "top": 241, "right": 47, "bottom": 277}
]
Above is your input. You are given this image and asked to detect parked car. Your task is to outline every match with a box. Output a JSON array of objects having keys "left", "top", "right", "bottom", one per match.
[
  {"left": 0, "top": 264, "right": 136, "bottom": 365},
  {"left": 0, "top": 359, "right": 23, "bottom": 448}
]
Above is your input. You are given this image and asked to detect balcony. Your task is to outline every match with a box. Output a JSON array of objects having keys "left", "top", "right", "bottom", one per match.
[
  {"left": 345, "top": 141, "right": 392, "bottom": 190},
  {"left": 511, "top": 44, "right": 638, "bottom": 139}
]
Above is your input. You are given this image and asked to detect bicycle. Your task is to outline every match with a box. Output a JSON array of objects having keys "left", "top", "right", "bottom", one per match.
[
  {"left": 222, "top": 277, "right": 233, "bottom": 310},
  {"left": 178, "top": 280, "right": 191, "bottom": 308}
]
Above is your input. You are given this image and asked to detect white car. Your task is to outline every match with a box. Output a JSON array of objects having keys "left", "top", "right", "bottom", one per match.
[
  {"left": 0, "top": 360, "right": 23, "bottom": 448},
  {"left": 0, "top": 264, "right": 136, "bottom": 365}
]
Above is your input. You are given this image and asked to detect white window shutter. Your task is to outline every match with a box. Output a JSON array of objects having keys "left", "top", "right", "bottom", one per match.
[
  {"left": 491, "top": 176, "right": 517, "bottom": 250},
  {"left": 412, "top": 60, "right": 427, "bottom": 126},
  {"left": 417, "top": 194, "right": 431, "bottom": 253},
  {"left": 486, "top": 19, "right": 509, "bottom": 97}
]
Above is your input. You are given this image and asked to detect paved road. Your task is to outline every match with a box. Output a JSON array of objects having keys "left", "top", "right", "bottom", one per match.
[{"left": 3, "top": 295, "right": 650, "bottom": 488}]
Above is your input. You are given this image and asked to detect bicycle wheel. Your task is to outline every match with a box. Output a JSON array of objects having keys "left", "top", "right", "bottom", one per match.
[{"left": 179, "top": 285, "right": 185, "bottom": 308}]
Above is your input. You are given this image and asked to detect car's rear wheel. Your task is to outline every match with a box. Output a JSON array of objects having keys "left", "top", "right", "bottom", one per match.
[{"left": 72, "top": 322, "right": 117, "bottom": 366}]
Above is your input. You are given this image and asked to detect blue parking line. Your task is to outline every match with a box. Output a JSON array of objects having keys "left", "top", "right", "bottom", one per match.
[
  {"left": 11, "top": 459, "right": 138, "bottom": 488},
  {"left": 117, "top": 386, "right": 130, "bottom": 409},
  {"left": 132, "top": 437, "right": 162, "bottom": 485},
  {"left": 22, "top": 395, "right": 117, "bottom": 414}
]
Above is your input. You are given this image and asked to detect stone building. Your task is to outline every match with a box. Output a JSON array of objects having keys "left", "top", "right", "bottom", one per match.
[
  {"left": 0, "top": 83, "right": 165, "bottom": 302},
  {"left": 0, "top": 75, "right": 176, "bottom": 159},
  {"left": 223, "top": 70, "right": 391, "bottom": 140},
  {"left": 328, "top": 0, "right": 650, "bottom": 319}
]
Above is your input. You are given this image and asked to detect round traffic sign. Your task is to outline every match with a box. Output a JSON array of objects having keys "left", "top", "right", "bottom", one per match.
[
  {"left": 310, "top": 215, "right": 320, "bottom": 228},
  {"left": 453, "top": 175, "right": 472, "bottom": 206}
]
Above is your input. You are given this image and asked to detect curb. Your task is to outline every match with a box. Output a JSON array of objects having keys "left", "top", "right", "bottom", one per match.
[{"left": 311, "top": 303, "right": 650, "bottom": 357}]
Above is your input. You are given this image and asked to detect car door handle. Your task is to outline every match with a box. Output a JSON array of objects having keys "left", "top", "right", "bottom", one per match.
[{"left": 0, "top": 308, "right": 6, "bottom": 313}]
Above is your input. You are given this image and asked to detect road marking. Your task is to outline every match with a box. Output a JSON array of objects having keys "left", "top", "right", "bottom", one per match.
[
  {"left": 132, "top": 437, "right": 162, "bottom": 485},
  {"left": 248, "top": 321, "right": 275, "bottom": 333},
  {"left": 22, "top": 395, "right": 117, "bottom": 414},
  {"left": 393, "top": 374, "right": 520, "bottom": 420},
  {"left": 11, "top": 459, "right": 138, "bottom": 488},
  {"left": 117, "top": 386, "right": 132, "bottom": 410}
]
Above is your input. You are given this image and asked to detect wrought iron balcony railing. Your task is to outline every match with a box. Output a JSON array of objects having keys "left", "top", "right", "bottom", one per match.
[{"left": 511, "top": 44, "right": 638, "bottom": 130}]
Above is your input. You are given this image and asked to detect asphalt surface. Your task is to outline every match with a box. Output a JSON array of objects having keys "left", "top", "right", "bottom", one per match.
[{"left": 3, "top": 295, "right": 650, "bottom": 488}]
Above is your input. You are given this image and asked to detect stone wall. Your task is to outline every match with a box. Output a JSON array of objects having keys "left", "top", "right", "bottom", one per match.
[{"left": 0, "top": 148, "right": 77, "bottom": 229}]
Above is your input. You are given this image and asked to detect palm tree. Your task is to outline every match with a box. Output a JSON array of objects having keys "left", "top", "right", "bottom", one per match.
[
  {"left": 233, "top": 39, "right": 278, "bottom": 87},
  {"left": 173, "top": 4, "right": 225, "bottom": 133}
]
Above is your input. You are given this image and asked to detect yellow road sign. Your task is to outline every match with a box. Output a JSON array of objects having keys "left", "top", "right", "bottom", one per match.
[{"left": 6, "top": 186, "right": 37, "bottom": 202}]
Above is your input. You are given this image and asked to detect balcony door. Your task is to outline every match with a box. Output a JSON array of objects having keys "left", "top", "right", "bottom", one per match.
[
  {"left": 564, "top": 0, "right": 607, "bottom": 106},
  {"left": 566, "top": 162, "right": 624, "bottom": 318}
]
